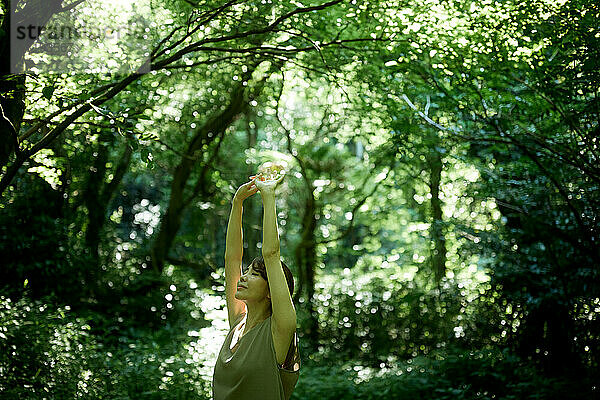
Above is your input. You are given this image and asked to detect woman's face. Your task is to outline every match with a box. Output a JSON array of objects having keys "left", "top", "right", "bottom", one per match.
[{"left": 234, "top": 263, "right": 270, "bottom": 302}]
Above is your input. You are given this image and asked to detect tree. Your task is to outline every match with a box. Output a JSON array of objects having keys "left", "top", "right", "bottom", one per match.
[{"left": 1, "top": 0, "right": 382, "bottom": 196}]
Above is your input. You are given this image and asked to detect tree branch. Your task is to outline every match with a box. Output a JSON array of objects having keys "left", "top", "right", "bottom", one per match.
[
  {"left": 318, "top": 157, "right": 395, "bottom": 245},
  {"left": 60, "top": 0, "right": 87, "bottom": 13},
  {"left": 1, "top": 0, "right": 363, "bottom": 195}
]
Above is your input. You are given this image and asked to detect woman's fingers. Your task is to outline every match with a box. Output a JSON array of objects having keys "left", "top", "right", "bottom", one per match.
[{"left": 247, "top": 181, "right": 259, "bottom": 194}]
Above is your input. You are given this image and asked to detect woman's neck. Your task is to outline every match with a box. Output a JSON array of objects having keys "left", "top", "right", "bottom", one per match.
[{"left": 243, "top": 301, "right": 271, "bottom": 335}]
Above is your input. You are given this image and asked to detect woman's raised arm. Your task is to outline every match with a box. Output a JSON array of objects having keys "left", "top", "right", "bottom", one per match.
[
  {"left": 256, "top": 182, "right": 297, "bottom": 365},
  {"left": 224, "top": 180, "right": 258, "bottom": 328}
]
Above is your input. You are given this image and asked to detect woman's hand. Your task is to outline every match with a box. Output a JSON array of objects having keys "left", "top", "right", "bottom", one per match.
[
  {"left": 233, "top": 179, "right": 259, "bottom": 204},
  {"left": 254, "top": 174, "right": 283, "bottom": 197}
]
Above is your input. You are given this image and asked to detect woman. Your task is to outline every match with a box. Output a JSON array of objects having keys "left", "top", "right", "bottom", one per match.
[{"left": 212, "top": 176, "right": 300, "bottom": 400}]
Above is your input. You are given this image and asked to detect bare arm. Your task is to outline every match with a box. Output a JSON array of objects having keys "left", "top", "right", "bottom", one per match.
[
  {"left": 224, "top": 180, "right": 258, "bottom": 328},
  {"left": 259, "top": 188, "right": 297, "bottom": 365}
]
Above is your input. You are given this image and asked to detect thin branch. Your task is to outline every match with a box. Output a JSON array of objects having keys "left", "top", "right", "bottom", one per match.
[
  {"left": 400, "top": 90, "right": 593, "bottom": 238},
  {"left": 401, "top": 93, "right": 459, "bottom": 134},
  {"left": 512, "top": 75, "right": 585, "bottom": 138},
  {"left": 18, "top": 80, "right": 120, "bottom": 142},
  {"left": 277, "top": 28, "right": 331, "bottom": 74},
  {"left": 275, "top": 71, "right": 313, "bottom": 192},
  {"left": 60, "top": 0, "right": 86, "bottom": 13},
  {"left": 266, "top": 0, "right": 344, "bottom": 32},
  {"left": 27, "top": 71, "right": 144, "bottom": 157},
  {"left": 183, "top": 129, "right": 226, "bottom": 207},
  {"left": 101, "top": 145, "right": 132, "bottom": 204},
  {"left": 190, "top": 38, "right": 384, "bottom": 55},
  {"left": 275, "top": 71, "right": 395, "bottom": 246},
  {"left": 152, "top": 0, "right": 241, "bottom": 60},
  {"left": 160, "top": 55, "right": 248, "bottom": 70},
  {"left": 508, "top": 134, "right": 588, "bottom": 234},
  {"left": 427, "top": 67, "right": 600, "bottom": 183},
  {"left": 318, "top": 158, "right": 396, "bottom": 245},
  {"left": 269, "top": 54, "right": 337, "bottom": 82}
]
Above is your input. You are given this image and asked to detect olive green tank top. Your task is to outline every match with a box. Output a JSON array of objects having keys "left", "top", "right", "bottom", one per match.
[{"left": 212, "top": 313, "right": 300, "bottom": 400}]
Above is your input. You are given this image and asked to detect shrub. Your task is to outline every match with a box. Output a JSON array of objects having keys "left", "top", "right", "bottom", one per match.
[
  {"left": 0, "top": 296, "right": 101, "bottom": 399},
  {"left": 292, "top": 346, "right": 598, "bottom": 400}
]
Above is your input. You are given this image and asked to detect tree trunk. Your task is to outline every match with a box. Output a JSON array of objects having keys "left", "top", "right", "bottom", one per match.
[
  {"left": 150, "top": 56, "right": 281, "bottom": 272},
  {"left": 0, "top": 0, "right": 69, "bottom": 168},
  {"left": 427, "top": 146, "right": 446, "bottom": 283},
  {"left": 150, "top": 81, "right": 249, "bottom": 273},
  {"left": 0, "top": 74, "right": 25, "bottom": 168},
  {"left": 84, "top": 134, "right": 132, "bottom": 267},
  {"left": 293, "top": 185, "right": 319, "bottom": 344},
  {"left": 84, "top": 132, "right": 110, "bottom": 263}
]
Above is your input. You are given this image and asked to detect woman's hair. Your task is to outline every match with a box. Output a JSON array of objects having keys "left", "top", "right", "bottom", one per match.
[{"left": 250, "top": 256, "right": 295, "bottom": 298}]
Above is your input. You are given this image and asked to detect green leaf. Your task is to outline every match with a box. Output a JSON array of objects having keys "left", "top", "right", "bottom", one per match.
[{"left": 42, "top": 85, "right": 55, "bottom": 100}]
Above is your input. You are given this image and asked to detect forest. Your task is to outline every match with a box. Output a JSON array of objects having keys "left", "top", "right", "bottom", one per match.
[{"left": 0, "top": 0, "right": 599, "bottom": 398}]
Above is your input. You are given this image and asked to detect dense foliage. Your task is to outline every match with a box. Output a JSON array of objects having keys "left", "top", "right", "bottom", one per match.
[{"left": 1, "top": 0, "right": 598, "bottom": 398}]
